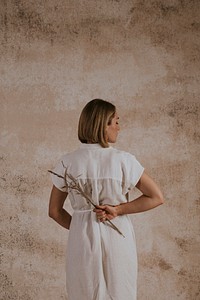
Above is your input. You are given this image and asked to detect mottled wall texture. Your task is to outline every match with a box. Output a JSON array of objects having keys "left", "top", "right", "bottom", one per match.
[{"left": 0, "top": 0, "right": 199, "bottom": 299}]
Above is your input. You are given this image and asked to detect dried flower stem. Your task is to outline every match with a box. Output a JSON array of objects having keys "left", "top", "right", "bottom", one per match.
[{"left": 48, "top": 164, "right": 125, "bottom": 238}]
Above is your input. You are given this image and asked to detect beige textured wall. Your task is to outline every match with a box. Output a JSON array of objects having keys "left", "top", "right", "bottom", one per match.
[{"left": 1, "top": 1, "right": 199, "bottom": 299}]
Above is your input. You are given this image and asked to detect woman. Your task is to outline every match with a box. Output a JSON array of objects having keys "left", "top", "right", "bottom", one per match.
[{"left": 49, "top": 99, "right": 164, "bottom": 300}]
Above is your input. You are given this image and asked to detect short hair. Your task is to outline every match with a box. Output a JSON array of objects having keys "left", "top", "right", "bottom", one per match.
[{"left": 78, "top": 99, "right": 116, "bottom": 148}]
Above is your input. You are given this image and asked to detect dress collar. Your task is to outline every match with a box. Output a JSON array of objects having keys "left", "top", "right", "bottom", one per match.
[{"left": 79, "top": 143, "right": 111, "bottom": 149}]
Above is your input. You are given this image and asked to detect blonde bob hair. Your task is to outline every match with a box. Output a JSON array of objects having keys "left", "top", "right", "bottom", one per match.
[{"left": 78, "top": 99, "right": 116, "bottom": 148}]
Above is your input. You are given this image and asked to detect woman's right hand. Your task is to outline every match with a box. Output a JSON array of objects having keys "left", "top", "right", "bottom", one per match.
[{"left": 94, "top": 205, "right": 119, "bottom": 222}]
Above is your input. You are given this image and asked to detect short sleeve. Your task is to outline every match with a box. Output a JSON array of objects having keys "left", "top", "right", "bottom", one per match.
[
  {"left": 122, "top": 153, "right": 144, "bottom": 191},
  {"left": 50, "top": 160, "right": 68, "bottom": 193}
]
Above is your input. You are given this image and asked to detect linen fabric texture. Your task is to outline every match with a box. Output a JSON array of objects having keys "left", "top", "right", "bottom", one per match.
[{"left": 50, "top": 143, "right": 144, "bottom": 300}]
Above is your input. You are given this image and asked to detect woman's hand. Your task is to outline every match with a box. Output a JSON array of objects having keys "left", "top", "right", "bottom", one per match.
[{"left": 94, "top": 205, "right": 119, "bottom": 222}]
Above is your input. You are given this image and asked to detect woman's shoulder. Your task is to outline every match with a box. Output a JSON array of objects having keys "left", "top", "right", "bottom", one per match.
[
  {"left": 59, "top": 146, "right": 137, "bottom": 163},
  {"left": 109, "top": 147, "right": 138, "bottom": 163},
  {"left": 111, "top": 147, "right": 136, "bottom": 157}
]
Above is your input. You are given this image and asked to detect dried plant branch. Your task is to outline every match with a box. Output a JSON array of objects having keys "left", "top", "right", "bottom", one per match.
[{"left": 48, "top": 164, "right": 125, "bottom": 238}]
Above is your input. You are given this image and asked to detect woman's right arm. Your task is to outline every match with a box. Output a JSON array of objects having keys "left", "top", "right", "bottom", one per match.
[
  {"left": 94, "top": 171, "right": 164, "bottom": 221},
  {"left": 48, "top": 185, "right": 72, "bottom": 230}
]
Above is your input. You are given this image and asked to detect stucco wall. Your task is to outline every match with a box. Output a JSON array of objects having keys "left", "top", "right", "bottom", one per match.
[{"left": 0, "top": 1, "right": 199, "bottom": 299}]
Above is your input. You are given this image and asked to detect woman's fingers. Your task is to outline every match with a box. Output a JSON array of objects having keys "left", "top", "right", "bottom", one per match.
[
  {"left": 94, "top": 205, "right": 118, "bottom": 222},
  {"left": 95, "top": 210, "right": 107, "bottom": 222},
  {"left": 93, "top": 206, "right": 107, "bottom": 222}
]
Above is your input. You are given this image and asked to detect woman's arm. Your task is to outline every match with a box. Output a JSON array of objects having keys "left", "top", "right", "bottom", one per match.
[
  {"left": 49, "top": 185, "right": 72, "bottom": 229},
  {"left": 95, "top": 171, "right": 164, "bottom": 221}
]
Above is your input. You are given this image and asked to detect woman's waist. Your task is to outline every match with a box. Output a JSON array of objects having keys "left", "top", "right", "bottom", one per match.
[
  {"left": 73, "top": 208, "right": 94, "bottom": 213},
  {"left": 71, "top": 199, "right": 127, "bottom": 212}
]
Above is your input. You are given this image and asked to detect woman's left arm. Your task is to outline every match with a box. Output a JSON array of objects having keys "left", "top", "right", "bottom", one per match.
[
  {"left": 95, "top": 172, "right": 164, "bottom": 221},
  {"left": 49, "top": 185, "right": 72, "bottom": 229}
]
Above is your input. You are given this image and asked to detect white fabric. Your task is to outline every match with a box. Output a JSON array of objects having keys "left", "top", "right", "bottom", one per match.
[{"left": 50, "top": 143, "right": 144, "bottom": 300}]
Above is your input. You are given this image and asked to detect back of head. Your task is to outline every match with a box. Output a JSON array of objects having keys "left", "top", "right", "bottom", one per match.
[{"left": 78, "top": 99, "right": 116, "bottom": 148}]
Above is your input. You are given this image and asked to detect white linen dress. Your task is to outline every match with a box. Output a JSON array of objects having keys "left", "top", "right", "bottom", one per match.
[{"left": 50, "top": 143, "right": 144, "bottom": 300}]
